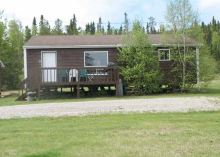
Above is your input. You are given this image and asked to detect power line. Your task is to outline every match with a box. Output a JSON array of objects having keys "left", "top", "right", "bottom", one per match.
[{"left": 2, "top": 15, "right": 169, "bottom": 26}]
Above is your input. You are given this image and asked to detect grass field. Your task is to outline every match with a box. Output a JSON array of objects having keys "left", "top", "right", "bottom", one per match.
[
  {"left": 0, "top": 112, "right": 220, "bottom": 157},
  {"left": 1, "top": 81, "right": 220, "bottom": 107}
]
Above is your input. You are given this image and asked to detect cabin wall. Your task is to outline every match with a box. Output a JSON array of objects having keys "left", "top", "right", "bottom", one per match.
[
  {"left": 26, "top": 48, "right": 176, "bottom": 85},
  {"left": 26, "top": 48, "right": 119, "bottom": 78}
]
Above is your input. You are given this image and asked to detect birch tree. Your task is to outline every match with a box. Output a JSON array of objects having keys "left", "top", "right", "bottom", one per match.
[{"left": 165, "top": 0, "right": 198, "bottom": 92}]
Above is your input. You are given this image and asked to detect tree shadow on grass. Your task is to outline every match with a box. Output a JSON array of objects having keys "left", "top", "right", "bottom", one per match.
[{"left": 24, "top": 151, "right": 61, "bottom": 157}]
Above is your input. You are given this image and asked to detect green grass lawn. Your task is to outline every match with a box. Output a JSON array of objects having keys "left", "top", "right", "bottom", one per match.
[
  {"left": 1, "top": 81, "right": 220, "bottom": 107},
  {"left": 0, "top": 112, "right": 220, "bottom": 157}
]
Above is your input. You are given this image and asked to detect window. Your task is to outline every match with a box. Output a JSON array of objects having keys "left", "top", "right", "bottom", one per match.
[
  {"left": 84, "top": 51, "right": 108, "bottom": 67},
  {"left": 158, "top": 49, "right": 170, "bottom": 61}
]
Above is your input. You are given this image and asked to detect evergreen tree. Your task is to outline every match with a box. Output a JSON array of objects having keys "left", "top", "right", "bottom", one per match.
[
  {"left": 101, "top": 27, "right": 105, "bottom": 35},
  {"left": 24, "top": 26, "right": 31, "bottom": 42},
  {"left": 212, "top": 16, "right": 217, "bottom": 31},
  {"left": 39, "top": 15, "right": 50, "bottom": 35},
  {"left": 113, "top": 28, "right": 118, "bottom": 35},
  {"left": 66, "top": 14, "right": 78, "bottom": 35},
  {"left": 148, "top": 16, "right": 156, "bottom": 34},
  {"left": 85, "top": 23, "right": 90, "bottom": 34},
  {"left": 123, "top": 13, "right": 129, "bottom": 34},
  {"left": 97, "top": 17, "right": 102, "bottom": 32},
  {"left": 31, "top": 17, "right": 37, "bottom": 36},
  {"left": 146, "top": 23, "right": 150, "bottom": 34},
  {"left": 72, "top": 14, "right": 78, "bottom": 35},
  {"left": 159, "top": 24, "right": 165, "bottom": 33},
  {"left": 118, "top": 25, "right": 123, "bottom": 35},
  {"left": 107, "top": 21, "right": 112, "bottom": 35},
  {"left": 3, "top": 19, "right": 24, "bottom": 89},
  {"left": 91, "top": 22, "right": 96, "bottom": 35},
  {"left": 51, "top": 18, "right": 63, "bottom": 35}
]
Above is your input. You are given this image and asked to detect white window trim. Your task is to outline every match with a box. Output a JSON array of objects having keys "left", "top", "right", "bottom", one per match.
[
  {"left": 158, "top": 49, "right": 171, "bottom": 61},
  {"left": 84, "top": 51, "right": 108, "bottom": 67}
]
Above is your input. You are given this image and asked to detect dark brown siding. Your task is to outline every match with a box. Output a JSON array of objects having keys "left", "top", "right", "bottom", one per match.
[
  {"left": 27, "top": 48, "right": 177, "bottom": 85},
  {"left": 27, "top": 48, "right": 119, "bottom": 78}
]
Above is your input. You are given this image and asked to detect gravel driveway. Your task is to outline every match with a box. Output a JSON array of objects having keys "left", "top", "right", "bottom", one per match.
[{"left": 0, "top": 97, "right": 220, "bottom": 119}]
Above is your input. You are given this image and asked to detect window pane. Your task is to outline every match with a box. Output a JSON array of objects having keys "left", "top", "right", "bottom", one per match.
[
  {"left": 159, "top": 50, "right": 170, "bottom": 61},
  {"left": 165, "top": 50, "right": 169, "bottom": 60},
  {"left": 160, "top": 52, "right": 165, "bottom": 60},
  {"left": 85, "top": 52, "right": 108, "bottom": 66}
]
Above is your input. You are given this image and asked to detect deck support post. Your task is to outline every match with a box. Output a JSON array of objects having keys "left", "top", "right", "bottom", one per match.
[
  {"left": 77, "top": 84, "right": 80, "bottom": 99},
  {"left": 38, "top": 84, "right": 41, "bottom": 101},
  {"left": 71, "top": 87, "right": 73, "bottom": 93},
  {"left": 116, "top": 83, "right": 119, "bottom": 97}
]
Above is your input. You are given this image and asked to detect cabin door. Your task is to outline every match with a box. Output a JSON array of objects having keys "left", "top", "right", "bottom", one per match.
[{"left": 41, "top": 52, "right": 57, "bottom": 82}]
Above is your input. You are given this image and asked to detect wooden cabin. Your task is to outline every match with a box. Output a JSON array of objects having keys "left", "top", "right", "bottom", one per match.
[
  {"left": 0, "top": 60, "right": 5, "bottom": 96},
  {"left": 17, "top": 35, "right": 202, "bottom": 100}
]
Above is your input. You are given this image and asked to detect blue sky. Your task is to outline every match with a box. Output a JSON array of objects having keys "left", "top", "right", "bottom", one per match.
[{"left": 0, "top": 0, "right": 220, "bottom": 29}]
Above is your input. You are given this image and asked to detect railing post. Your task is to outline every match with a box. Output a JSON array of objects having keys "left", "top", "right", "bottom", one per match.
[
  {"left": 115, "top": 67, "right": 119, "bottom": 97},
  {"left": 77, "top": 83, "right": 80, "bottom": 99},
  {"left": 38, "top": 84, "right": 41, "bottom": 101}
]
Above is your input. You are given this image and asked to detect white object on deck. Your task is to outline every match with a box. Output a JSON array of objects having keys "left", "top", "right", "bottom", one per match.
[{"left": 69, "top": 69, "right": 78, "bottom": 82}]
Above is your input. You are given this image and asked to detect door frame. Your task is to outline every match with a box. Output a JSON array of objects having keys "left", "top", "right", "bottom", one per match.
[{"left": 41, "top": 51, "right": 57, "bottom": 68}]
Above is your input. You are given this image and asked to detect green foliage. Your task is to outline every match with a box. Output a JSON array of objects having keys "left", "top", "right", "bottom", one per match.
[
  {"left": 123, "top": 13, "right": 129, "bottom": 34},
  {"left": 31, "top": 17, "right": 37, "bottom": 36},
  {"left": 1, "top": 19, "right": 24, "bottom": 90},
  {"left": 169, "top": 46, "right": 197, "bottom": 90},
  {"left": 51, "top": 18, "right": 63, "bottom": 35},
  {"left": 148, "top": 16, "right": 157, "bottom": 34},
  {"left": 165, "top": 0, "right": 199, "bottom": 91},
  {"left": 66, "top": 14, "right": 78, "bottom": 35},
  {"left": 39, "top": 15, "right": 51, "bottom": 35},
  {"left": 118, "top": 20, "right": 162, "bottom": 95},
  {"left": 199, "top": 46, "right": 216, "bottom": 87},
  {"left": 188, "top": 22, "right": 217, "bottom": 87},
  {"left": 24, "top": 26, "right": 31, "bottom": 42},
  {"left": 107, "top": 21, "right": 113, "bottom": 35},
  {"left": 97, "top": 17, "right": 102, "bottom": 32}
]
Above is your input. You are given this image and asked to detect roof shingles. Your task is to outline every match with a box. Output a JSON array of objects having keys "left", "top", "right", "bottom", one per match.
[{"left": 24, "top": 34, "right": 200, "bottom": 47}]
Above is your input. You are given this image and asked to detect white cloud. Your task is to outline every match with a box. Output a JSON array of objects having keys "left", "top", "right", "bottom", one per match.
[{"left": 199, "top": 0, "right": 220, "bottom": 9}]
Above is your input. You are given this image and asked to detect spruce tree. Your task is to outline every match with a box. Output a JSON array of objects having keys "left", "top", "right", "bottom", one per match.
[
  {"left": 51, "top": 18, "right": 63, "bottom": 35},
  {"left": 39, "top": 15, "right": 50, "bottom": 35},
  {"left": 123, "top": 13, "right": 129, "bottom": 34},
  {"left": 72, "top": 14, "right": 78, "bottom": 35},
  {"left": 146, "top": 23, "right": 150, "bottom": 34},
  {"left": 107, "top": 21, "right": 112, "bottom": 35},
  {"left": 91, "top": 22, "right": 95, "bottom": 35},
  {"left": 97, "top": 17, "right": 102, "bottom": 32},
  {"left": 148, "top": 16, "right": 156, "bottom": 34},
  {"left": 25, "top": 26, "right": 31, "bottom": 42},
  {"left": 118, "top": 25, "right": 123, "bottom": 35},
  {"left": 32, "top": 17, "right": 37, "bottom": 36}
]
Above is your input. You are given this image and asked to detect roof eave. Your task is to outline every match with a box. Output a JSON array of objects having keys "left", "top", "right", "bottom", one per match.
[{"left": 23, "top": 43, "right": 203, "bottom": 49}]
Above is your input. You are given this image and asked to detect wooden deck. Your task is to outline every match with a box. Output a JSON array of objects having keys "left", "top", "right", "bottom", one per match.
[{"left": 17, "top": 67, "right": 120, "bottom": 101}]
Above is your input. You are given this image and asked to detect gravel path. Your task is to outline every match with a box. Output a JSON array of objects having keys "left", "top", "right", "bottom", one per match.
[{"left": 0, "top": 97, "right": 220, "bottom": 119}]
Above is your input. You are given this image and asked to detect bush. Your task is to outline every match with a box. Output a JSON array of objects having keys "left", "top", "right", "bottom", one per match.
[{"left": 118, "top": 20, "right": 163, "bottom": 95}]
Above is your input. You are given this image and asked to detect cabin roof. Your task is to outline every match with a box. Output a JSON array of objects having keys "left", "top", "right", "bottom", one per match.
[
  {"left": 24, "top": 34, "right": 202, "bottom": 49},
  {"left": 0, "top": 60, "right": 4, "bottom": 68}
]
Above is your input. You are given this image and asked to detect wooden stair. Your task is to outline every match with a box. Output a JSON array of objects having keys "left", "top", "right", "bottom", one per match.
[{"left": 16, "top": 69, "right": 39, "bottom": 101}]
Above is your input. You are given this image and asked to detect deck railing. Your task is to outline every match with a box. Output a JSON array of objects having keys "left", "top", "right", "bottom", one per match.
[
  {"left": 35, "top": 66, "right": 119, "bottom": 85},
  {"left": 17, "top": 66, "right": 119, "bottom": 100}
]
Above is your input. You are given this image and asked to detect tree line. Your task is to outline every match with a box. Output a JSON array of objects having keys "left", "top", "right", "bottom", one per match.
[
  {"left": 24, "top": 13, "right": 161, "bottom": 41},
  {"left": 0, "top": 1, "right": 220, "bottom": 90}
]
